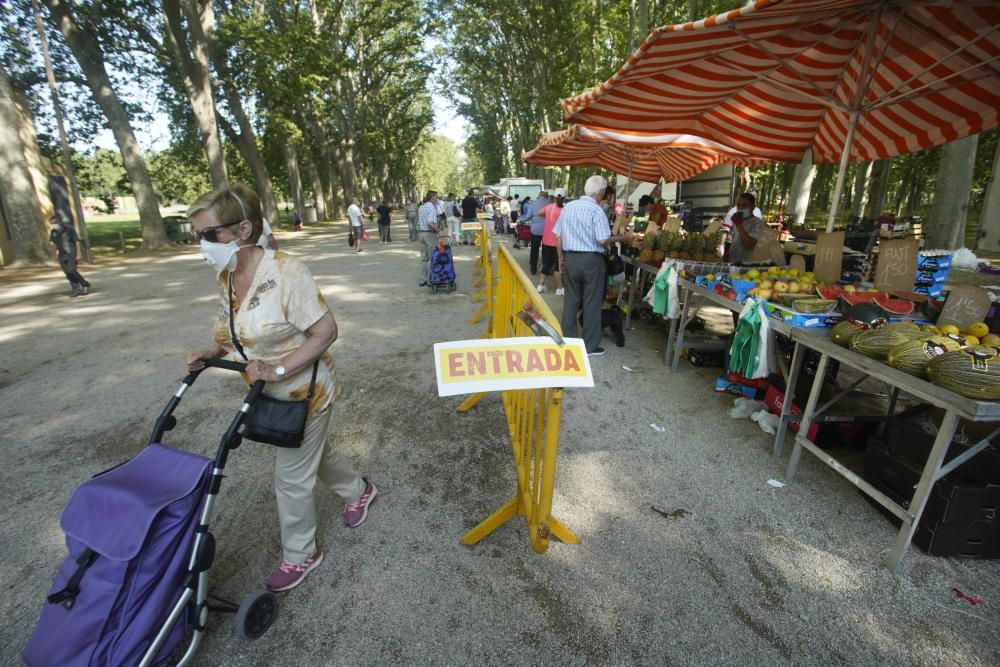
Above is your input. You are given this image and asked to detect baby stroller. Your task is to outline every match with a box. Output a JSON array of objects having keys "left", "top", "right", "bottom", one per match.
[
  {"left": 429, "top": 239, "right": 456, "bottom": 293},
  {"left": 23, "top": 360, "right": 278, "bottom": 667},
  {"left": 512, "top": 223, "right": 532, "bottom": 249}
]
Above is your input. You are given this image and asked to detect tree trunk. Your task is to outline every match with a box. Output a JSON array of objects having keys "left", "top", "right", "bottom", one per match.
[
  {"left": 863, "top": 158, "right": 893, "bottom": 221},
  {"left": 786, "top": 150, "right": 816, "bottom": 227},
  {"left": 161, "top": 0, "right": 227, "bottom": 188},
  {"left": 850, "top": 161, "right": 873, "bottom": 218},
  {"left": 304, "top": 156, "right": 327, "bottom": 220},
  {"left": 0, "top": 63, "right": 50, "bottom": 264},
  {"left": 217, "top": 111, "right": 280, "bottom": 226},
  {"left": 281, "top": 139, "right": 305, "bottom": 222},
  {"left": 44, "top": 0, "right": 168, "bottom": 249},
  {"left": 975, "top": 140, "right": 1000, "bottom": 252},
  {"left": 926, "top": 134, "right": 979, "bottom": 250}
]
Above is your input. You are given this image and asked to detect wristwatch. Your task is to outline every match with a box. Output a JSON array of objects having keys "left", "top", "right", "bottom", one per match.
[{"left": 275, "top": 365, "right": 287, "bottom": 381}]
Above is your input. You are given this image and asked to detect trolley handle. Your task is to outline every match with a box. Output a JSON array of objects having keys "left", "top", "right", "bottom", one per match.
[{"left": 203, "top": 358, "right": 248, "bottom": 373}]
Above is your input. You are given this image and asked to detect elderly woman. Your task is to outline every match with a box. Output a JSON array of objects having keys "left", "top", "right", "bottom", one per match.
[{"left": 185, "top": 184, "right": 376, "bottom": 593}]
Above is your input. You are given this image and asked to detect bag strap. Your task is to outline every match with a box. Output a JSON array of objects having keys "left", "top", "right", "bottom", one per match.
[
  {"left": 230, "top": 273, "right": 319, "bottom": 395},
  {"left": 47, "top": 548, "right": 98, "bottom": 609},
  {"left": 228, "top": 273, "right": 248, "bottom": 361}
]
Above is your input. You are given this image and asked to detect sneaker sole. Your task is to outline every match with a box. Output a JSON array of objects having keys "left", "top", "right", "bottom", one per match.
[
  {"left": 345, "top": 484, "right": 378, "bottom": 528},
  {"left": 267, "top": 552, "right": 324, "bottom": 592}
]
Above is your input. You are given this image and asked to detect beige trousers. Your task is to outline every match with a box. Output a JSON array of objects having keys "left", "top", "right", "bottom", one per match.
[{"left": 275, "top": 405, "right": 365, "bottom": 563}]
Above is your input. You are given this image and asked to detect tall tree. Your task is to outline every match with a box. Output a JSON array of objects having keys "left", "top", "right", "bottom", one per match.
[
  {"left": 161, "top": 0, "right": 228, "bottom": 188},
  {"left": 0, "top": 61, "right": 50, "bottom": 264},
  {"left": 976, "top": 140, "right": 1000, "bottom": 252},
  {"left": 785, "top": 150, "right": 816, "bottom": 226},
  {"left": 42, "top": 0, "right": 168, "bottom": 248},
  {"left": 926, "top": 134, "right": 979, "bottom": 250}
]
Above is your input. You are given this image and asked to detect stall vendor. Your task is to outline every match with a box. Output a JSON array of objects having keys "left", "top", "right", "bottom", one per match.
[{"left": 727, "top": 192, "right": 765, "bottom": 264}]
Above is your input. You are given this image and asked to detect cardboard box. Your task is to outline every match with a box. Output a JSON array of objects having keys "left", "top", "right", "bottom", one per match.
[
  {"left": 762, "top": 301, "right": 842, "bottom": 328},
  {"left": 917, "top": 252, "right": 952, "bottom": 272}
]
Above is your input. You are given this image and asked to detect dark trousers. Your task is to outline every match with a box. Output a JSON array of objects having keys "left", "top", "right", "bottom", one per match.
[
  {"left": 529, "top": 233, "right": 543, "bottom": 274},
  {"left": 561, "top": 252, "right": 606, "bottom": 353},
  {"left": 59, "top": 253, "right": 89, "bottom": 291},
  {"left": 378, "top": 222, "right": 390, "bottom": 242}
]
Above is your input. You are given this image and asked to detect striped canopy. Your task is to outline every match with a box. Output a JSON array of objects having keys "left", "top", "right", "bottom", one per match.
[
  {"left": 522, "top": 125, "right": 769, "bottom": 184},
  {"left": 562, "top": 0, "right": 1000, "bottom": 164}
]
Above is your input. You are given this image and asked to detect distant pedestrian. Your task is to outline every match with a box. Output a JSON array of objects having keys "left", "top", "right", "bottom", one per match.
[
  {"left": 417, "top": 191, "right": 441, "bottom": 286},
  {"left": 445, "top": 193, "right": 461, "bottom": 244},
  {"left": 49, "top": 216, "right": 91, "bottom": 297},
  {"left": 527, "top": 190, "right": 550, "bottom": 275},
  {"left": 510, "top": 195, "right": 520, "bottom": 230},
  {"left": 404, "top": 200, "right": 419, "bottom": 241},
  {"left": 293, "top": 209, "right": 303, "bottom": 231},
  {"left": 460, "top": 189, "right": 479, "bottom": 245},
  {"left": 347, "top": 197, "right": 364, "bottom": 253},
  {"left": 536, "top": 188, "right": 565, "bottom": 295},
  {"left": 376, "top": 201, "right": 392, "bottom": 244},
  {"left": 497, "top": 197, "right": 511, "bottom": 234}
]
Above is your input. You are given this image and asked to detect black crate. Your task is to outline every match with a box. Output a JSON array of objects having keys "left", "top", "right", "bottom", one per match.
[
  {"left": 863, "top": 439, "right": 1000, "bottom": 557},
  {"left": 885, "top": 417, "right": 1000, "bottom": 485},
  {"left": 914, "top": 521, "right": 1000, "bottom": 558}
]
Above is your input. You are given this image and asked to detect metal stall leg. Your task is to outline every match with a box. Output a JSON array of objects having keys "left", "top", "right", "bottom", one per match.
[
  {"left": 773, "top": 341, "right": 805, "bottom": 459},
  {"left": 887, "top": 411, "right": 959, "bottom": 572},
  {"left": 670, "top": 285, "right": 693, "bottom": 372},
  {"left": 784, "top": 353, "right": 830, "bottom": 483}
]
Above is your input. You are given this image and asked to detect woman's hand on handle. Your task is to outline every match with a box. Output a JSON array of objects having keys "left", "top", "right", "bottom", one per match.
[
  {"left": 245, "top": 359, "right": 279, "bottom": 384},
  {"left": 186, "top": 346, "right": 225, "bottom": 373}
]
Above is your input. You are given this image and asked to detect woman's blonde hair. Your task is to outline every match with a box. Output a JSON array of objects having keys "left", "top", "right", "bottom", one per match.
[{"left": 187, "top": 184, "right": 263, "bottom": 243}]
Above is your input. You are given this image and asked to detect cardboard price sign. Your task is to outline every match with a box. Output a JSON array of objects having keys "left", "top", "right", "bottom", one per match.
[
  {"left": 937, "top": 285, "right": 992, "bottom": 331},
  {"left": 874, "top": 238, "right": 918, "bottom": 291},
  {"left": 814, "top": 232, "right": 844, "bottom": 283}
]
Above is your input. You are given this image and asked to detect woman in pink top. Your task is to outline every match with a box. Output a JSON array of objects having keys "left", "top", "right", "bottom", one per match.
[{"left": 536, "top": 188, "right": 566, "bottom": 295}]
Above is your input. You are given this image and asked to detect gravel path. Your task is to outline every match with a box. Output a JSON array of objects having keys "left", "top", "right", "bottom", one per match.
[{"left": 2, "top": 220, "right": 999, "bottom": 666}]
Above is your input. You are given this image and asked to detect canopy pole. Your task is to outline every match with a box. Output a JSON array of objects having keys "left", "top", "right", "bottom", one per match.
[{"left": 826, "top": 111, "right": 860, "bottom": 232}]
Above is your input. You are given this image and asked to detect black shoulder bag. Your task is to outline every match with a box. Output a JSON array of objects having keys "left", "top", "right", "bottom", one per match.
[{"left": 229, "top": 275, "right": 317, "bottom": 448}]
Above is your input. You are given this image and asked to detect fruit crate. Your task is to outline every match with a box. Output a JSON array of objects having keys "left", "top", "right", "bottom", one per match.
[{"left": 761, "top": 301, "right": 842, "bottom": 328}]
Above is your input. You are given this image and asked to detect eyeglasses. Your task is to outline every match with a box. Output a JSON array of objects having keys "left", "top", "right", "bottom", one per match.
[{"left": 193, "top": 220, "right": 243, "bottom": 243}]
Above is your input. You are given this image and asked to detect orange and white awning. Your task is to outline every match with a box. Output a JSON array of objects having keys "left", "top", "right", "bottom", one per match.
[
  {"left": 562, "top": 0, "right": 1000, "bottom": 164},
  {"left": 522, "top": 125, "right": 769, "bottom": 184}
]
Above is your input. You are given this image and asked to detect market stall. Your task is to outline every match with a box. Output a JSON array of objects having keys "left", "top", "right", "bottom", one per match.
[{"left": 778, "top": 328, "right": 1000, "bottom": 571}]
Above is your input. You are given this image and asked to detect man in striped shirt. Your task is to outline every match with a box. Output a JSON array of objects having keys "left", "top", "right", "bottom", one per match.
[{"left": 553, "top": 175, "right": 632, "bottom": 356}]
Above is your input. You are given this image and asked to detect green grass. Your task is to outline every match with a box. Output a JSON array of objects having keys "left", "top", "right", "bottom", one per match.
[{"left": 82, "top": 211, "right": 300, "bottom": 256}]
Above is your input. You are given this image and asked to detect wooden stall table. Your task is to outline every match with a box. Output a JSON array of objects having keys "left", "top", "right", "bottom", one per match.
[{"left": 777, "top": 329, "right": 1000, "bottom": 572}]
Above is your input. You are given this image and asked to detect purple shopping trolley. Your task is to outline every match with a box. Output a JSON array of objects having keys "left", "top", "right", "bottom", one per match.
[{"left": 23, "top": 359, "right": 277, "bottom": 667}]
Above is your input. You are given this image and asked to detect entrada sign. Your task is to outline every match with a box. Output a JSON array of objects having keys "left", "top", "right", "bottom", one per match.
[{"left": 434, "top": 337, "right": 594, "bottom": 396}]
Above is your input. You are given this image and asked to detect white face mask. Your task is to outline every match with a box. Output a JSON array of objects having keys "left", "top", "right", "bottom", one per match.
[
  {"left": 200, "top": 239, "right": 246, "bottom": 274},
  {"left": 52, "top": 223, "right": 62, "bottom": 231}
]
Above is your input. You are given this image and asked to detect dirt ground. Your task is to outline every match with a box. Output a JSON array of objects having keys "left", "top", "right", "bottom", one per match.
[{"left": 2, "top": 219, "right": 1000, "bottom": 666}]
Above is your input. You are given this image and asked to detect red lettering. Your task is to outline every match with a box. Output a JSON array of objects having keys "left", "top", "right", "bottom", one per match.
[
  {"left": 563, "top": 350, "right": 581, "bottom": 372},
  {"left": 467, "top": 351, "right": 486, "bottom": 376},
  {"left": 505, "top": 350, "right": 524, "bottom": 373},
  {"left": 525, "top": 349, "right": 544, "bottom": 372},
  {"left": 448, "top": 352, "right": 465, "bottom": 377},
  {"left": 544, "top": 348, "right": 562, "bottom": 371},
  {"left": 487, "top": 350, "right": 503, "bottom": 373}
]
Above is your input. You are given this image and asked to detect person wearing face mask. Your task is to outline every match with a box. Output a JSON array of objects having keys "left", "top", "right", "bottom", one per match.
[
  {"left": 727, "top": 192, "right": 765, "bottom": 264},
  {"left": 721, "top": 189, "right": 763, "bottom": 257},
  {"left": 185, "top": 184, "right": 377, "bottom": 593},
  {"left": 49, "top": 215, "right": 91, "bottom": 297}
]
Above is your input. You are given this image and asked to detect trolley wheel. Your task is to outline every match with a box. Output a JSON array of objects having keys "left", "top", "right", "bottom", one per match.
[
  {"left": 448, "top": 282, "right": 456, "bottom": 292},
  {"left": 234, "top": 589, "right": 278, "bottom": 640}
]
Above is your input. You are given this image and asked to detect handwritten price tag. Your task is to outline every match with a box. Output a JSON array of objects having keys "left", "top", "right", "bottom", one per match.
[
  {"left": 874, "top": 238, "right": 918, "bottom": 291},
  {"left": 814, "top": 232, "right": 844, "bottom": 283},
  {"left": 938, "top": 286, "right": 991, "bottom": 330}
]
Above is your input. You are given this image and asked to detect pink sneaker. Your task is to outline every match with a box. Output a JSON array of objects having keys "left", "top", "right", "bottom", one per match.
[
  {"left": 266, "top": 550, "right": 323, "bottom": 592},
  {"left": 343, "top": 479, "right": 377, "bottom": 527}
]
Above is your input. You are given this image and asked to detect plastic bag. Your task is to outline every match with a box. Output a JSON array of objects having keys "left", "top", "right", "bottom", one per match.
[
  {"left": 952, "top": 247, "right": 978, "bottom": 271},
  {"left": 751, "top": 410, "right": 780, "bottom": 434},
  {"left": 729, "top": 397, "right": 765, "bottom": 419}
]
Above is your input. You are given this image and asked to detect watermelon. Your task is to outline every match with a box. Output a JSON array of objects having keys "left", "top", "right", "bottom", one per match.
[
  {"left": 873, "top": 294, "right": 914, "bottom": 315},
  {"left": 889, "top": 290, "right": 929, "bottom": 303},
  {"left": 840, "top": 292, "right": 878, "bottom": 306},
  {"left": 816, "top": 286, "right": 843, "bottom": 300},
  {"left": 927, "top": 347, "right": 1000, "bottom": 400}
]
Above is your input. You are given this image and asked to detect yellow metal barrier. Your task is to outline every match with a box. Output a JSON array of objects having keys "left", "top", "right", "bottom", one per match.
[
  {"left": 468, "top": 221, "right": 492, "bottom": 333},
  {"left": 458, "top": 244, "right": 579, "bottom": 554}
]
